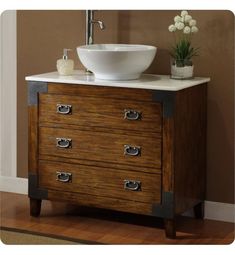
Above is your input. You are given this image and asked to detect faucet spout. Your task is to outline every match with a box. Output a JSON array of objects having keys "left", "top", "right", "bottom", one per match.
[{"left": 85, "top": 10, "right": 105, "bottom": 46}]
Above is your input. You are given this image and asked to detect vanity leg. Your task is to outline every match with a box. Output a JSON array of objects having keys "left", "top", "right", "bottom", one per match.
[
  {"left": 194, "top": 201, "right": 204, "bottom": 219},
  {"left": 30, "top": 198, "right": 41, "bottom": 217},
  {"left": 164, "top": 218, "right": 176, "bottom": 239}
]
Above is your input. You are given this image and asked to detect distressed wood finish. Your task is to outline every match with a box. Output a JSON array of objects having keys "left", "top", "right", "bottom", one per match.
[
  {"left": 154, "top": 84, "right": 207, "bottom": 237},
  {"left": 39, "top": 121, "right": 162, "bottom": 138},
  {"left": 47, "top": 83, "right": 154, "bottom": 101},
  {"left": 162, "top": 117, "right": 174, "bottom": 193},
  {"left": 28, "top": 106, "right": 38, "bottom": 173},
  {"left": 39, "top": 126, "right": 162, "bottom": 170},
  {"left": 39, "top": 160, "right": 161, "bottom": 204},
  {"left": 39, "top": 93, "right": 162, "bottom": 134},
  {"left": 39, "top": 154, "right": 162, "bottom": 174},
  {"left": 28, "top": 80, "right": 208, "bottom": 239},
  {"left": 48, "top": 190, "right": 154, "bottom": 216},
  {"left": 174, "top": 85, "right": 207, "bottom": 214},
  {"left": 28, "top": 82, "right": 48, "bottom": 215}
]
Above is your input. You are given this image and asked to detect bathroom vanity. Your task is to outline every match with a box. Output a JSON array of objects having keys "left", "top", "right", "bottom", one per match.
[{"left": 26, "top": 71, "right": 209, "bottom": 239}]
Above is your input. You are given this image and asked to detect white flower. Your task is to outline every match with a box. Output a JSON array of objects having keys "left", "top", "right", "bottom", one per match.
[
  {"left": 184, "top": 15, "right": 192, "bottom": 23},
  {"left": 181, "top": 10, "right": 188, "bottom": 17},
  {"left": 183, "top": 26, "right": 191, "bottom": 34},
  {"left": 189, "top": 19, "right": 197, "bottom": 27},
  {"left": 175, "top": 21, "right": 185, "bottom": 30},
  {"left": 174, "top": 15, "right": 182, "bottom": 23},
  {"left": 191, "top": 26, "right": 199, "bottom": 33},
  {"left": 168, "top": 24, "right": 176, "bottom": 32}
]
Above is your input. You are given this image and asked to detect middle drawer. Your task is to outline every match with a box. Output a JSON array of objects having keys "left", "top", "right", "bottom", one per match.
[{"left": 39, "top": 127, "right": 162, "bottom": 170}]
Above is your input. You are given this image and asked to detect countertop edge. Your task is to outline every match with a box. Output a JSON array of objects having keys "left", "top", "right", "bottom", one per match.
[{"left": 25, "top": 71, "right": 210, "bottom": 91}]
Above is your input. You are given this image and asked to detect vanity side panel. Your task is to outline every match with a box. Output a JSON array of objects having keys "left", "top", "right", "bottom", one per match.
[
  {"left": 174, "top": 84, "right": 207, "bottom": 214},
  {"left": 28, "top": 81, "right": 48, "bottom": 200},
  {"left": 152, "top": 91, "right": 175, "bottom": 219}
]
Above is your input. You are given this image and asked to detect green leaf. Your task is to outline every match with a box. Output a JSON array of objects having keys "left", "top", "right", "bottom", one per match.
[{"left": 170, "top": 39, "right": 199, "bottom": 63}]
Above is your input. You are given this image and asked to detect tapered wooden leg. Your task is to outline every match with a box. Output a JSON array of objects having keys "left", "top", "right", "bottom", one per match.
[
  {"left": 164, "top": 218, "right": 176, "bottom": 239},
  {"left": 30, "top": 198, "right": 41, "bottom": 217},
  {"left": 194, "top": 202, "right": 204, "bottom": 219}
]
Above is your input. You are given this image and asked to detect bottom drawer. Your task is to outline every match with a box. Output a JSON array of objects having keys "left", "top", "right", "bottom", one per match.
[
  {"left": 39, "top": 160, "right": 161, "bottom": 204},
  {"left": 47, "top": 189, "right": 156, "bottom": 216}
]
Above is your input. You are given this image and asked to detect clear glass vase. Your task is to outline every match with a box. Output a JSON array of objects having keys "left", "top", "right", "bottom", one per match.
[{"left": 170, "top": 59, "right": 194, "bottom": 80}]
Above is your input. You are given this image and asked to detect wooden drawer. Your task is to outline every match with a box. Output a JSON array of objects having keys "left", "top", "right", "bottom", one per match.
[
  {"left": 39, "top": 127, "right": 162, "bottom": 170},
  {"left": 39, "top": 94, "right": 162, "bottom": 134},
  {"left": 39, "top": 160, "right": 161, "bottom": 204}
]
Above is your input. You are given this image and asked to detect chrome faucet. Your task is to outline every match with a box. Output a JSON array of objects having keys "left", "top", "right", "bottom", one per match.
[{"left": 85, "top": 10, "right": 105, "bottom": 45}]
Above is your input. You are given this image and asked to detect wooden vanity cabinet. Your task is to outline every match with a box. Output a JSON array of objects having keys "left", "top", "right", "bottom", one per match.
[{"left": 28, "top": 81, "right": 207, "bottom": 239}]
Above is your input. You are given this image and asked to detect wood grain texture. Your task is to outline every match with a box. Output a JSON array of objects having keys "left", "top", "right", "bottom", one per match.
[
  {"left": 39, "top": 154, "right": 162, "bottom": 174},
  {"left": 174, "top": 84, "right": 207, "bottom": 214},
  {"left": 47, "top": 83, "right": 154, "bottom": 101},
  {"left": 39, "top": 121, "right": 162, "bottom": 138},
  {"left": 48, "top": 190, "right": 154, "bottom": 215},
  {"left": 28, "top": 81, "right": 208, "bottom": 239},
  {"left": 162, "top": 117, "right": 174, "bottom": 193},
  {"left": 28, "top": 106, "right": 38, "bottom": 173},
  {"left": 39, "top": 93, "right": 162, "bottom": 134},
  {"left": 39, "top": 126, "right": 162, "bottom": 170},
  {"left": 39, "top": 160, "right": 161, "bottom": 204}
]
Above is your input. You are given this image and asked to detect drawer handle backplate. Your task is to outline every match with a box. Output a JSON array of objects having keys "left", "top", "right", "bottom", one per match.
[
  {"left": 56, "top": 171, "right": 72, "bottom": 183},
  {"left": 124, "top": 109, "right": 141, "bottom": 120},
  {"left": 56, "top": 138, "right": 72, "bottom": 148},
  {"left": 124, "top": 145, "right": 141, "bottom": 156},
  {"left": 124, "top": 180, "right": 141, "bottom": 191},
  {"left": 57, "top": 104, "right": 72, "bottom": 114}
]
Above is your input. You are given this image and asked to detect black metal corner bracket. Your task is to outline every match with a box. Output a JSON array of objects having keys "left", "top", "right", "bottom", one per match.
[
  {"left": 28, "top": 81, "right": 48, "bottom": 106},
  {"left": 28, "top": 173, "right": 48, "bottom": 200},
  {"left": 152, "top": 91, "right": 175, "bottom": 118},
  {"left": 152, "top": 191, "right": 174, "bottom": 219}
]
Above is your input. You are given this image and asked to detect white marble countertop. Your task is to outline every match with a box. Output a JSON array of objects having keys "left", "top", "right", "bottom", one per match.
[{"left": 26, "top": 70, "right": 210, "bottom": 91}]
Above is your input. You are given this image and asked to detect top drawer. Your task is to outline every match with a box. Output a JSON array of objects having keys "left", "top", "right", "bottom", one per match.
[{"left": 39, "top": 94, "right": 162, "bottom": 134}]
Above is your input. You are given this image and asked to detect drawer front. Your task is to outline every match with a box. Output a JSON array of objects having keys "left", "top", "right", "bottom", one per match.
[
  {"left": 39, "top": 127, "right": 162, "bottom": 169},
  {"left": 39, "top": 94, "right": 162, "bottom": 134},
  {"left": 48, "top": 190, "right": 154, "bottom": 216},
  {"left": 39, "top": 160, "right": 161, "bottom": 204}
]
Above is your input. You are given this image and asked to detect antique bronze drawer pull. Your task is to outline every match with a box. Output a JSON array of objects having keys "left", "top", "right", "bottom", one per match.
[
  {"left": 56, "top": 104, "right": 72, "bottom": 114},
  {"left": 56, "top": 138, "right": 72, "bottom": 148},
  {"left": 124, "top": 145, "right": 141, "bottom": 156},
  {"left": 124, "top": 109, "right": 141, "bottom": 120},
  {"left": 124, "top": 180, "right": 141, "bottom": 191},
  {"left": 56, "top": 171, "right": 72, "bottom": 183}
]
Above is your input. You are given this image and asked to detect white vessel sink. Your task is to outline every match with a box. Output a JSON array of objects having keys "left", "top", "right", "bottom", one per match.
[{"left": 77, "top": 44, "right": 157, "bottom": 80}]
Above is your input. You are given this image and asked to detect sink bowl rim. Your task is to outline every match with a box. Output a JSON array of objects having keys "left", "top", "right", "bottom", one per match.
[{"left": 77, "top": 44, "right": 157, "bottom": 52}]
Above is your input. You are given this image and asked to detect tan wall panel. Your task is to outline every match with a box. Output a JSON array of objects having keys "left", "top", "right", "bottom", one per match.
[
  {"left": 17, "top": 11, "right": 83, "bottom": 181},
  {"left": 17, "top": 10, "right": 234, "bottom": 203}
]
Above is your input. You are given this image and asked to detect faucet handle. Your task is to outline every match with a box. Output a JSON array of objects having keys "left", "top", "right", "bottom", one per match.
[
  {"left": 97, "top": 20, "right": 105, "bottom": 30},
  {"left": 91, "top": 20, "right": 105, "bottom": 30}
]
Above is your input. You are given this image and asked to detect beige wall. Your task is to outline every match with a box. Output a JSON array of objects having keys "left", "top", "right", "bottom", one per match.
[{"left": 17, "top": 10, "right": 234, "bottom": 204}]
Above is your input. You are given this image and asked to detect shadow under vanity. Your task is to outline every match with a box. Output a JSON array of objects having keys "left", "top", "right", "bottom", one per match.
[{"left": 26, "top": 71, "right": 209, "bottom": 239}]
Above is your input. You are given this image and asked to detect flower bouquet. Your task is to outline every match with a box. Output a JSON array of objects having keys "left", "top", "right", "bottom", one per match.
[{"left": 168, "top": 10, "right": 199, "bottom": 79}]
